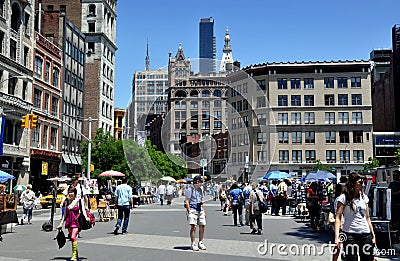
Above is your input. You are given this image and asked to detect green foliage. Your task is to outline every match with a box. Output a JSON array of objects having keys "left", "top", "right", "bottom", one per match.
[
  {"left": 81, "top": 129, "right": 132, "bottom": 181},
  {"left": 312, "top": 159, "right": 331, "bottom": 172},
  {"left": 395, "top": 148, "right": 400, "bottom": 165},
  {"left": 362, "top": 157, "right": 380, "bottom": 173}
]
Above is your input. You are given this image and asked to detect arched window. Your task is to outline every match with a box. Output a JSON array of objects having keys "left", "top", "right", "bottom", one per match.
[
  {"left": 213, "top": 90, "right": 222, "bottom": 97},
  {"left": 202, "top": 90, "right": 210, "bottom": 97},
  {"left": 11, "top": 3, "right": 21, "bottom": 31},
  {"left": 190, "top": 90, "right": 198, "bottom": 97},
  {"left": 88, "top": 4, "right": 96, "bottom": 16},
  {"left": 175, "top": 90, "right": 186, "bottom": 98}
]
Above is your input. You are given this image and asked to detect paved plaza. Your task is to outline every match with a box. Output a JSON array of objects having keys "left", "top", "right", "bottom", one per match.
[{"left": 0, "top": 196, "right": 396, "bottom": 261}]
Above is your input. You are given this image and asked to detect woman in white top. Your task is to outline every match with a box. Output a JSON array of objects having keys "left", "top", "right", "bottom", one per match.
[{"left": 334, "top": 172, "right": 376, "bottom": 261}]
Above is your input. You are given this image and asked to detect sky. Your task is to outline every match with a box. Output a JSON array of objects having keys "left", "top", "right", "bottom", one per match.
[{"left": 114, "top": 0, "right": 400, "bottom": 108}]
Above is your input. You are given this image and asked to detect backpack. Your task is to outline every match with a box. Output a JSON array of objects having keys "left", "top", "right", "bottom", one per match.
[{"left": 219, "top": 190, "right": 227, "bottom": 201}]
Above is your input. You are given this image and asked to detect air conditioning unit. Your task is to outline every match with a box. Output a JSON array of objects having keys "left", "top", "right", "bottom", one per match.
[
  {"left": 36, "top": 143, "right": 40, "bottom": 148},
  {"left": 50, "top": 145, "right": 54, "bottom": 150}
]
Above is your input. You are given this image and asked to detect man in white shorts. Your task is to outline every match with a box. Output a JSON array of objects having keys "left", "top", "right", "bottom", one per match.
[{"left": 185, "top": 175, "right": 206, "bottom": 251}]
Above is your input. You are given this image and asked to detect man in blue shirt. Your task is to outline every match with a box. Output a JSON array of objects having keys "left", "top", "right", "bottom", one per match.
[
  {"left": 114, "top": 177, "right": 133, "bottom": 235},
  {"left": 185, "top": 175, "right": 206, "bottom": 251}
]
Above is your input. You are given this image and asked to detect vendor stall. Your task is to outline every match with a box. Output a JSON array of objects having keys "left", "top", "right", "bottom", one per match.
[{"left": 0, "top": 194, "right": 18, "bottom": 241}]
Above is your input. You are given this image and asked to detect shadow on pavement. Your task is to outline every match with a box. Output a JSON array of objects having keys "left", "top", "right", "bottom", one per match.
[
  {"left": 173, "top": 246, "right": 191, "bottom": 251},
  {"left": 51, "top": 257, "right": 87, "bottom": 260},
  {"left": 283, "top": 223, "right": 333, "bottom": 243}
]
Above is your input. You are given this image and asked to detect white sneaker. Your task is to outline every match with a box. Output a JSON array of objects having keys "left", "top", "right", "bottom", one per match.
[
  {"left": 191, "top": 243, "right": 199, "bottom": 251},
  {"left": 198, "top": 241, "right": 206, "bottom": 250}
]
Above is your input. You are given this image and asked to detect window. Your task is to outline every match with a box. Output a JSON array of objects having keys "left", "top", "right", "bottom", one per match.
[
  {"left": 202, "top": 111, "right": 210, "bottom": 120},
  {"left": 352, "top": 112, "right": 363, "bottom": 124},
  {"left": 353, "top": 131, "right": 363, "bottom": 143},
  {"left": 88, "top": 4, "right": 96, "bottom": 15},
  {"left": 10, "top": 39, "right": 17, "bottom": 60},
  {"left": 278, "top": 78, "right": 287, "bottom": 89},
  {"left": 45, "top": 62, "right": 50, "bottom": 82},
  {"left": 243, "top": 116, "right": 249, "bottom": 127},
  {"left": 291, "top": 78, "right": 301, "bottom": 89},
  {"left": 258, "top": 151, "right": 267, "bottom": 162},
  {"left": 304, "top": 95, "right": 314, "bottom": 106},
  {"left": 256, "top": 80, "right": 266, "bottom": 91},
  {"left": 34, "top": 89, "right": 42, "bottom": 108},
  {"left": 339, "top": 131, "right": 349, "bottom": 143},
  {"left": 338, "top": 94, "right": 348, "bottom": 105},
  {"left": 292, "top": 150, "right": 302, "bottom": 163},
  {"left": 214, "top": 111, "right": 221, "bottom": 119},
  {"left": 88, "top": 22, "right": 95, "bottom": 32},
  {"left": 34, "top": 56, "right": 43, "bottom": 77},
  {"left": 51, "top": 127, "right": 57, "bottom": 149},
  {"left": 326, "top": 150, "right": 336, "bottom": 163},
  {"left": 7, "top": 78, "right": 16, "bottom": 95},
  {"left": 324, "top": 77, "right": 334, "bottom": 88},
  {"left": 278, "top": 95, "right": 288, "bottom": 106},
  {"left": 291, "top": 113, "right": 301, "bottom": 124},
  {"left": 279, "top": 150, "right": 289, "bottom": 163},
  {"left": 214, "top": 100, "right": 221, "bottom": 108},
  {"left": 52, "top": 97, "right": 58, "bottom": 117},
  {"left": 237, "top": 101, "right": 242, "bottom": 111},
  {"left": 202, "top": 121, "right": 210, "bottom": 129},
  {"left": 53, "top": 68, "right": 60, "bottom": 87},
  {"left": 191, "top": 101, "right": 198, "bottom": 108},
  {"left": 306, "top": 150, "right": 316, "bottom": 163},
  {"left": 202, "top": 90, "right": 210, "bottom": 97},
  {"left": 60, "top": 5, "right": 66, "bottom": 12},
  {"left": 353, "top": 150, "right": 364, "bottom": 163},
  {"left": 291, "top": 95, "right": 301, "bottom": 106},
  {"left": 351, "top": 94, "right": 362, "bottom": 105},
  {"left": 44, "top": 93, "right": 49, "bottom": 111},
  {"left": 325, "top": 112, "right": 335, "bottom": 124},
  {"left": 202, "top": 100, "right": 209, "bottom": 109},
  {"left": 243, "top": 100, "right": 248, "bottom": 111},
  {"left": 326, "top": 131, "right": 336, "bottom": 143},
  {"left": 43, "top": 125, "right": 48, "bottom": 149},
  {"left": 337, "top": 77, "right": 348, "bottom": 88},
  {"left": 292, "top": 131, "right": 302, "bottom": 144},
  {"left": 325, "top": 94, "right": 335, "bottom": 106},
  {"left": 257, "top": 96, "right": 266, "bottom": 107},
  {"left": 231, "top": 118, "right": 236, "bottom": 129},
  {"left": 278, "top": 131, "right": 289, "bottom": 144},
  {"left": 338, "top": 112, "right": 349, "bottom": 124},
  {"left": 88, "top": 42, "right": 95, "bottom": 53},
  {"left": 257, "top": 132, "right": 267, "bottom": 144},
  {"left": 304, "top": 78, "right": 314, "bottom": 89},
  {"left": 305, "top": 131, "right": 315, "bottom": 143},
  {"left": 351, "top": 77, "right": 361, "bottom": 87},
  {"left": 304, "top": 112, "right": 315, "bottom": 124},
  {"left": 278, "top": 113, "right": 288, "bottom": 125},
  {"left": 340, "top": 150, "right": 350, "bottom": 163}
]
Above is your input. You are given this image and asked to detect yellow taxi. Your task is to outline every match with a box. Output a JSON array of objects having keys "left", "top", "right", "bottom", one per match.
[{"left": 40, "top": 189, "right": 65, "bottom": 208}]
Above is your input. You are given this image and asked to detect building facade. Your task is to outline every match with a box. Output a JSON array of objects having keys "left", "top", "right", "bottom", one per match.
[
  {"left": 166, "top": 45, "right": 229, "bottom": 161},
  {"left": 199, "top": 17, "right": 216, "bottom": 74},
  {"left": 114, "top": 108, "right": 125, "bottom": 140},
  {"left": 228, "top": 61, "right": 374, "bottom": 180},
  {"left": 0, "top": 0, "right": 35, "bottom": 185},
  {"left": 30, "top": 32, "right": 62, "bottom": 191}
]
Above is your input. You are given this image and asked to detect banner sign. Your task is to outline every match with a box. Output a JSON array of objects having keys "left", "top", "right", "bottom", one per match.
[
  {"left": 41, "top": 161, "right": 48, "bottom": 175},
  {"left": 0, "top": 116, "right": 6, "bottom": 156}
]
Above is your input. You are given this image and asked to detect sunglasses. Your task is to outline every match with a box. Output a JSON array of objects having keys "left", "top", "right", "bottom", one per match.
[{"left": 357, "top": 179, "right": 365, "bottom": 184}]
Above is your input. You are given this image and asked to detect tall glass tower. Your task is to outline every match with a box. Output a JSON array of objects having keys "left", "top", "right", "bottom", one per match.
[{"left": 199, "top": 17, "right": 216, "bottom": 74}]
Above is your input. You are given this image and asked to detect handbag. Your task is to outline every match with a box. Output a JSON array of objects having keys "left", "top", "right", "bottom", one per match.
[
  {"left": 78, "top": 199, "right": 94, "bottom": 231},
  {"left": 238, "top": 194, "right": 245, "bottom": 205},
  {"left": 55, "top": 229, "right": 66, "bottom": 249},
  {"left": 255, "top": 190, "right": 268, "bottom": 213}
]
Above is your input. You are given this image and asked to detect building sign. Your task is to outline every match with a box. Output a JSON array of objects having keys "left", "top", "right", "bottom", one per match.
[
  {"left": 41, "top": 161, "right": 48, "bottom": 175},
  {"left": 36, "top": 33, "right": 62, "bottom": 58},
  {"left": 31, "top": 149, "right": 61, "bottom": 159}
]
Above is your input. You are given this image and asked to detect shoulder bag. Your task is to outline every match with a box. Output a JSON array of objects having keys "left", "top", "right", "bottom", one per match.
[
  {"left": 78, "top": 199, "right": 95, "bottom": 230},
  {"left": 255, "top": 190, "right": 268, "bottom": 213}
]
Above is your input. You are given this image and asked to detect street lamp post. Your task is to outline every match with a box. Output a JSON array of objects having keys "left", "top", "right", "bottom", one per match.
[{"left": 87, "top": 117, "right": 92, "bottom": 180}]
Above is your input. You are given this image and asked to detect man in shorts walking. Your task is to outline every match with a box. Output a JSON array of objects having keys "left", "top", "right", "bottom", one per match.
[{"left": 185, "top": 175, "right": 206, "bottom": 251}]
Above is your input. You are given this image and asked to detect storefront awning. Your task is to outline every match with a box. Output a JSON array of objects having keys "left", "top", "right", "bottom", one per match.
[
  {"left": 69, "top": 155, "right": 78, "bottom": 165},
  {"left": 62, "top": 154, "right": 71, "bottom": 164},
  {"left": 75, "top": 155, "right": 82, "bottom": 165}
]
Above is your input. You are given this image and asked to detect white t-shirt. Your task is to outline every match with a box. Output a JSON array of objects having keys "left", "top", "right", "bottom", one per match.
[
  {"left": 63, "top": 183, "right": 88, "bottom": 199},
  {"left": 158, "top": 184, "right": 166, "bottom": 195},
  {"left": 166, "top": 184, "right": 174, "bottom": 195},
  {"left": 337, "top": 193, "right": 370, "bottom": 234}
]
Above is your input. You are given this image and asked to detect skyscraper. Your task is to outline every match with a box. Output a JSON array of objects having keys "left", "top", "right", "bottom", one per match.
[{"left": 199, "top": 17, "right": 216, "bottom": 74}]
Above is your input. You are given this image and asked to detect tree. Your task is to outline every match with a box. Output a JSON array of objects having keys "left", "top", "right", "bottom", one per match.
[
  {"left": 81, "top": 129, "right": 131, "bottom": 181},
  {"left": 395, "top": 148, "right": 400, "bottom": 165},
  {"left": 312, "top": 159, "right": 331, "bottom": 171},
  {"left": 362, "top": 157, "right": 380, "bottom": 173}
]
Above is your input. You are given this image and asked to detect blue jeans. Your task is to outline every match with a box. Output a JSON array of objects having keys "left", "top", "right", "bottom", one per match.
[{"left": 115, "top": 205, "right": 131, "bottom": 233}]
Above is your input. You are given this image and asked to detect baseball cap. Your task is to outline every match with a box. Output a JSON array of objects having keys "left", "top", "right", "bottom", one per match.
[{"left": 193, "top": 175, "right": 203, "bottom": 183}]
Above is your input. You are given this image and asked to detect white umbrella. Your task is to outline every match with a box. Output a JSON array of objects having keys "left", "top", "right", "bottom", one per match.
[{"left": 160, "top": 176, "right": 177, "bottom": 183}]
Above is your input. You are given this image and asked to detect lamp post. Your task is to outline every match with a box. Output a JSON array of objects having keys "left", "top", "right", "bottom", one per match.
[{"left": 345, "top": 143, "right": 349, "bottom": 175}]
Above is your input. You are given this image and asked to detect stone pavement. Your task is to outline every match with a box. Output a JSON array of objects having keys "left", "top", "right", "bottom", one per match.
[{"left": 0, "top": 195, "right": 397, "bottom": 260}]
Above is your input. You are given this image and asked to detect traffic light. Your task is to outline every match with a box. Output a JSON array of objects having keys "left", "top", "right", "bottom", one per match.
[
  {"left": 21, "top": 114, "right": 29, "bottom": 128},
  {"left": 30, "top": 114, "right": 38, "bottom": 129},
  {"left": 90, "top": 164, "right": 94, "bottom": 172}
]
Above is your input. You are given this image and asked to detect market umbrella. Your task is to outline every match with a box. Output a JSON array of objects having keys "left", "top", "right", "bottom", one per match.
[
  {"left": 99, "top": 170, "right": 125, "bottom": 177},
  {"left": 13, "top": 184, "right": 27, "bottom": 192},
  {"left": 303, "top": 170, "right": 336, "bottom": 182},
  {"left": 176, "top": 179, "right": 188, "bottom": 184},
  {"left": 160, "top": 176, "right": 177, "bottom": 183},
  {"left": 0, "top": 170, "right": 15, "bottom": 183},
  {"left": 183, "top": 177, "right": 193, "bottom": 182},
  {"left": 263, "top": 171, "right": 291, "bottom": 180}
]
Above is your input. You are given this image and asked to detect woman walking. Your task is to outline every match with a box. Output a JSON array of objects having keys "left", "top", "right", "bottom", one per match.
[
  {"left": 57, "top": 186, "right": 89, "bottom": 261},
  {"left": 335, "top": 172, "right": 376, "bottom": 261},
  {"left": 247, "top": 182, "right": 265, "bottom": 234}
]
